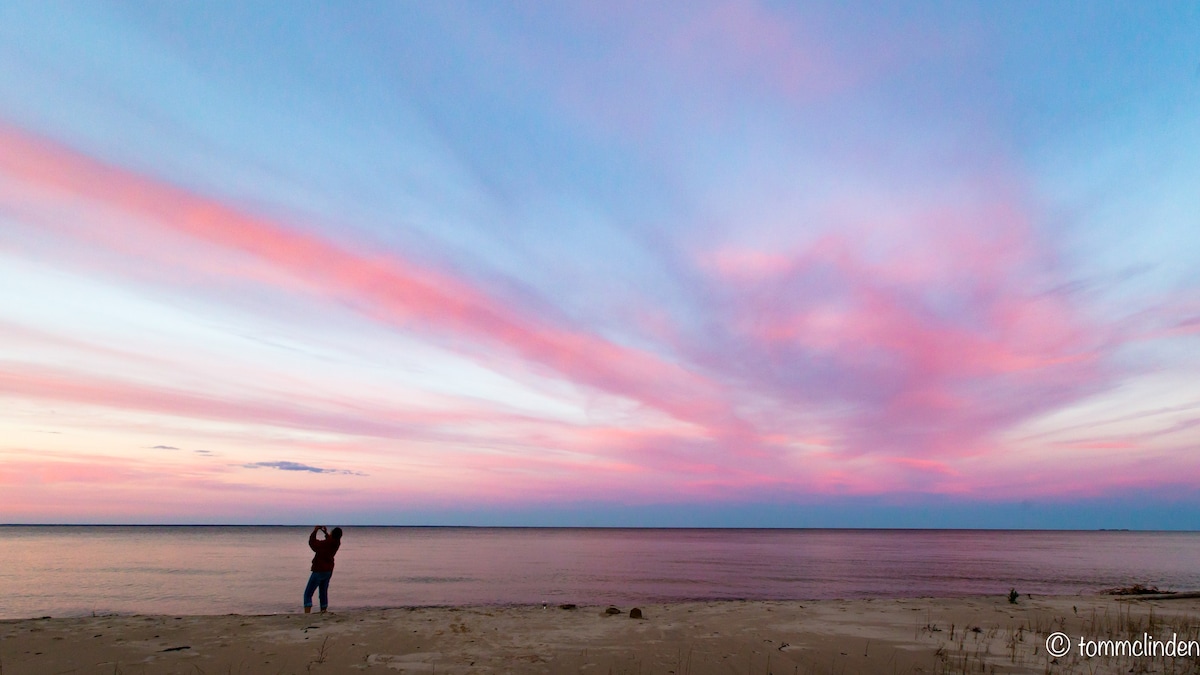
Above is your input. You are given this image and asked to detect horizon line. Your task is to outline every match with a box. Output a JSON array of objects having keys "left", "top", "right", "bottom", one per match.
[{"left": 2, "top": 523, "right": 1191, "bottom": 533}]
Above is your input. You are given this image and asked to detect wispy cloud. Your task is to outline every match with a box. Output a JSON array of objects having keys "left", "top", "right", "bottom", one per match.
[
  {"left": 243, "top": 460, "right": 365, "bottom": 476},
  {"left": 0, "top": 124, "right": 1191, "bottom": 503},
  {"left": 0, "top": 125, "right": 734, "bottom": 434},
  {"left": 0, "top": 2, "right": 1197, "bottom": 524}
]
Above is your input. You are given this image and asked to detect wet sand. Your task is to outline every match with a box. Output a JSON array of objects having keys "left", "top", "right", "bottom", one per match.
[{"left": 3, "top": 595, "right": 1198, "bottom": 674}]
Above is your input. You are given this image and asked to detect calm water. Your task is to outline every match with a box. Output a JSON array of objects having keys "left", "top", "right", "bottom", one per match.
[{"left": 2, "top": 527, "right": 1197, "bottom": 619}]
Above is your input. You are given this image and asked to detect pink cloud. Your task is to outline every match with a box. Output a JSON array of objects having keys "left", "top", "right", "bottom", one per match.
[
  {"left": 689, "top": 181, "right": 1111, "bottom": 473},
  {"left": 1053, "top": 440, "right": 1138, "bottom": 451},
  {"left": 0, "top": 362, "right": 709, "bottom": 469},
  {"left": 0, "top": 125, "right": 744, "bottom": 439},
  {"left": 881, "top": 456, "right": 959, "bottom": 476},
  {"left": 1, "top": 123, "right": 1191, "bottom": 508},
  {"left": 0, "top": 362, "right": 747, "bottom": 502},
  {"left": 0, "top": 363, "right": 458, "bottom": 440},
  {"left": 663, "top": 1, "right": 855, "bottom": 99},
  {"left": 537, "top": 1, "right": 877, "bottom": 146}
]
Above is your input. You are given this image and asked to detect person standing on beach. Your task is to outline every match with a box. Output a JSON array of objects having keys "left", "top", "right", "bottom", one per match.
[{"left": 303, "top": 525, "right": 342, "bottom": 613}]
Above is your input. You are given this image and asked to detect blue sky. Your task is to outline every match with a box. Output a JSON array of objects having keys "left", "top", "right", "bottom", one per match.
[{"left": 0, "top": 1, "right": 1198, "bottom": 526}]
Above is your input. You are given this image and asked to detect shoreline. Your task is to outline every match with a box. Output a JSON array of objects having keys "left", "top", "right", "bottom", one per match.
[
  {"left": 4, "top": 595, "right": 1199, "bottom": 674},
  {"left": 7, "top": 588, "right": 1197, "bottom": 623},
  {"left": 7, "top": 589, "right": 1198, "bottom": 623}
]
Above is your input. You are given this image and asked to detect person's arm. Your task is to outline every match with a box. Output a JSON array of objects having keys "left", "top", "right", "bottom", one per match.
[{"left": 309, "top": 526, "right": 322, "bottom": 550}]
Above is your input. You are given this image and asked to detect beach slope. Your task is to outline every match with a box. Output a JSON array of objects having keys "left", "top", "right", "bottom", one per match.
[{"left": 3, "top": 595, "right": 1198, "bottom": 674}]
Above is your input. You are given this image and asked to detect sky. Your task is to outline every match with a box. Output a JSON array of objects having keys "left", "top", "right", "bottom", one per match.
[{"left": 0, "top": 1, "right": 1198, "bottom": 527}]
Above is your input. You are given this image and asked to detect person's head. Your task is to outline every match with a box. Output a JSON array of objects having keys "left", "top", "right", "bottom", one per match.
[{"left": 331, "top": 527, "right": 343, "bottom": 540}]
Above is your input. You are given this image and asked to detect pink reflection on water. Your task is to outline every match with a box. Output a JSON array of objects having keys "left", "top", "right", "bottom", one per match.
[{"left": 5, "top": 527, "right": 1200, "bottom": 619}]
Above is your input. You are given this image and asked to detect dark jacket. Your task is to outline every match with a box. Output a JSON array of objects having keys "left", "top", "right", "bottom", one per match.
[{"left": 309, "top": 531, "right": 340, "bottom": 572}]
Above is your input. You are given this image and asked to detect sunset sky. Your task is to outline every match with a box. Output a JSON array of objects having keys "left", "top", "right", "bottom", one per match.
[{"left": 1, "top": 2, "right": 1198, "bottom": 527}]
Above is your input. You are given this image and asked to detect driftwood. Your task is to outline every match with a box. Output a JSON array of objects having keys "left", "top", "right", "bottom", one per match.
[
  {"left": 1101, "top": 584, "right": 1200, "bottom": 600},
  {"left": 1125, "top": 592, "right": 1200, "bottom": 601}
]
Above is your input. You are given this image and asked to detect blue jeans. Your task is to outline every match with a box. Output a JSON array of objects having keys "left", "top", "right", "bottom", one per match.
[{"left": 303, "top": 571, "right": 333, "bottom": 610}]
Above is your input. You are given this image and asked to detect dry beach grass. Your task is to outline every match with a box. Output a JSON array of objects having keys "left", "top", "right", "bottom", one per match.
[{"left": 2, "top": 594, "right": 1199, "bottom": 674}]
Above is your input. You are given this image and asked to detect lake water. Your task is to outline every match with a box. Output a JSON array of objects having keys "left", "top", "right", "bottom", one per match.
[{"left": 3, "top": 527, "right": 1198, "bottom": 620}]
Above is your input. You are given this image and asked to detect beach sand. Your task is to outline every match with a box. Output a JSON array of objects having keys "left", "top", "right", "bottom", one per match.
[{"left": 3, "top": 595, "right": 1199, "bottom": 674}]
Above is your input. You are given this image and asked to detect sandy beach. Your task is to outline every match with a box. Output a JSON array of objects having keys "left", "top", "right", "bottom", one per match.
[{"left": 3, "top": 594, "right": 1198, "bottom": 674}]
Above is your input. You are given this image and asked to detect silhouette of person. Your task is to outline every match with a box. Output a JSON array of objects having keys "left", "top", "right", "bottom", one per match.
[{"left": 303, "top": 525, "right": 342, "bottom": 613}]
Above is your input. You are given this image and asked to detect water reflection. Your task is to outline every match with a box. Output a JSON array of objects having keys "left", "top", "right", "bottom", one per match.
[{"left": 3, "top": 527, "right": 1197, "bottom": 619}]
